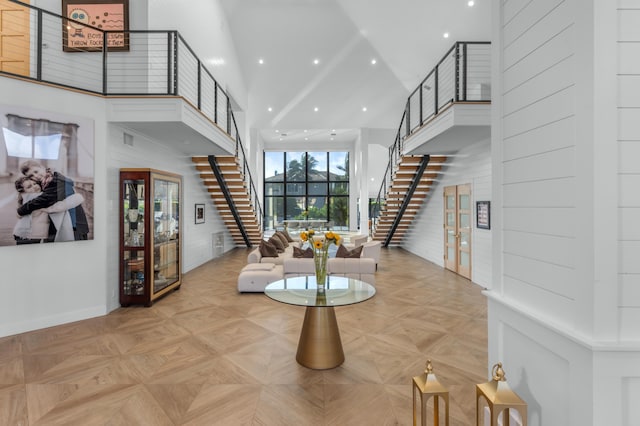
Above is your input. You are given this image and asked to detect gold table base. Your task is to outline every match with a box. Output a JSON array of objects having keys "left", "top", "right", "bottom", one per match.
[{"left": 296, "top": 306, "right": 345, "bottom": 369}]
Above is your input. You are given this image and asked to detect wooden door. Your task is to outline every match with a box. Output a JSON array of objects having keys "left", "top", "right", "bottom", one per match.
[
  {"left": 443, "top": 184, "right": 472, "bottom": 279},
  {"left": 0, "top": 0, "right": 30, "bottom": 76}
]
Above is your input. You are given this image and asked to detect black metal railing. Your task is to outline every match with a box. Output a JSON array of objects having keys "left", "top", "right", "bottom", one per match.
[
  {"left": 2, "top": 0, "right": 262, "bottom": 226},
  {"left": 371, "top": 41, "right": 490, "bottom": 234}
]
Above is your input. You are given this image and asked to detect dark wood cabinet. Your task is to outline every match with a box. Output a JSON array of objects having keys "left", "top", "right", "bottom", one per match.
[{"left": 119, "top": 169, "right": 181, "bottom": 306}]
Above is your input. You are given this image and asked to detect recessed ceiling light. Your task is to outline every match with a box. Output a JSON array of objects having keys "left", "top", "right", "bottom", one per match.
[
  {"left": 304, "top": 137, "right": 308, "bottom": 141},
  {"left": 443, "top": 32, "right": 449, "bottom": 38},
  {"left": 304, "top": 129, "right": 308, "bottom": 133},
  {"left": 371, "top": 59, "right": 377, "bottom": 65},
  {"left": 332, "top": 129, "right": 336, "bottom": 132},
  {"left": 314, "top": 107, "right": 319, "bottom": 112},
  {"left": 371, "top": 177, "right": 375, "bottom": 181},
  {"left": 330, "top": 137, "right": 334, "bottom": 141},
  {"left": 362, "top": 107, "right": 367, "bottom": 112},
  {"left": 258, "top": 58, "right": 264, "bottom": 64},
  {"left": 313, "top": 58, "right": 320, "bottom": 65},
  {"left": 267, "top": 107, "right": 272, "bottom": 112},
  {"left": 275, "top": 129, "right": 279, "bottom": 133},
  {"left": 468, "top": 0, "right": 474, "bottom": 6}
]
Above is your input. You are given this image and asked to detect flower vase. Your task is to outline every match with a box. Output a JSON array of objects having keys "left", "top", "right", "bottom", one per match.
[{"left": 313, "top": 247, "right": 328, "bottom": 290}]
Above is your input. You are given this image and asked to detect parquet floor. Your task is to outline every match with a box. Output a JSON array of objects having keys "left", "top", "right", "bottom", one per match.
[{"left": 0, "top": 246, "right": 488, "bottom": 425}]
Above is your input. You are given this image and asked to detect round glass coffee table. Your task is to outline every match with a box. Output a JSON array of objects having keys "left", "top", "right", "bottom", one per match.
[{"left": 264, "top": 275, "right": 376, "bottom": 370}]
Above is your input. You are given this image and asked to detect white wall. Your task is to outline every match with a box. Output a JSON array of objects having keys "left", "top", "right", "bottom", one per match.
[
  {"left": 0, "top": 78, "right": 109, "bottom": 337},
  {"left": 0, "top": 76, "right": 234, "bottom": 336},
  {"left": 489, "top": 1, "right": 640, "bottom": 425},
  {"left": 105, "top": 125, "right": 235, "bottom": 312},
  {"left": 403, "top": 138, "right": 492, "bottom": 288}
]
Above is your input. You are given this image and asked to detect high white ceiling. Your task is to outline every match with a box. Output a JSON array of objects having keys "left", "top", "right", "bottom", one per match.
[{"left": 219, "top": 0, "right": 491, "bottom": 146}]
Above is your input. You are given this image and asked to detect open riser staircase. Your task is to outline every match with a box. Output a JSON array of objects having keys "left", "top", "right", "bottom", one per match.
[
  {"left": 372, "top": 155, "right": 447, "bottom": 246},
  {"left": 192, "top": 155, "right": 263, "bottom": 247}
]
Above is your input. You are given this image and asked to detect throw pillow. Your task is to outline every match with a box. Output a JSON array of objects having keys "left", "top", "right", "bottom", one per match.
[
  {"left": 259, "top": 240, "right": 279, "bottom": 257},
  {"left": 274, "top": 231, "right": 289, "bottom": 247},
  {"left": 268, "top": 236, "right": 285, "bottom": 252},
  {"left": 281, "top": 229, "right": 295, "bottom": 242},
  {"left": 293, "top": 246, "right": 314, "bottom": 258},
  {"left": 335, "top": 244, "right": 363, "bottom": 258}
]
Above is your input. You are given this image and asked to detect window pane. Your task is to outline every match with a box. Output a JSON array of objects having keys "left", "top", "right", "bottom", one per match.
[
  {"left": 307, "top": 152, "right": 327, "bottom": 181},
  {"left": 329, "top": 196, "right": 349, "bottom": 229},
  {"left": 264, "top": 152, "right": 284, "bottom": 181},
  {"left": 307, "top": 196, "right": 327, "bottom": 219},
  {"left": 265, "top": 182, "right": 283, "bottom": 195},
  {"left": 329, "top": 152, "right": 349, "bottom": 181},
  {"left": 286, "top": 152, "right": 306, "bottom": 181},
  {"left": 309, "top": 182, "right": 327, "bottom": 196},
  {"left": 330, "top": 182, "right": 348, "bottom": 195},
  {"left": 287, "top": 182, "right": 305, "bottom": 196},
  {"left": 286, "top": 196, "right": 306, "bottom": 219},
  {"left": 264, "top": 197, "right": 284, "bottom": 230}
]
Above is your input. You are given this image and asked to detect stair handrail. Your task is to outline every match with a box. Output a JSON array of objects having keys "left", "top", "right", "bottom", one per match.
[
  {"left": 372, "top": 40, "right": 490, "bottom": 241},
  {"left": 231, "top": 113, "right": 263, "bottom": 233}
]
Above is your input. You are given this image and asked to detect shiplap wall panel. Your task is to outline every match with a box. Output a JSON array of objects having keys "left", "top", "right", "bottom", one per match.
[
  {"left": 503, "top": 146, "right": 575, "bottom": 184},
  {"left": 403, "top": 139, "right": 491, "bottom": 287},
  {"left": 618, "top": 76, "right": 640, "bottom": 106},
  {"left": 503, "top": 1, "right": 571, "bottom": 69},
  {"left": 503, "top": 275, "right": 574, "bottom": 322},
  {"left": 503, "top": 177, "right": 575, "bottom": 207},
  {"left": 503, "top": 86, "right": 574, "bottom": 137},
  {"left": 503, "top": 0, "right": 530, "bottom": 25},
  {"left": 504, "top": 230, "right": 575, "bottom": 268},
  {"left": 502, "top": 25, "right": 573, "bottom": 93},
  {"left": 618, "top": 10, "right": 640, "bottom": 40},
  {"left": 618, "top": 0, "right": 640, "bottom": 344},
  {"left": 503, "top": 0, "right": 565, "bottom": 49},
  {"left": 504, "top": 252, "right": 575, "bottom": 298},
  {"left": 619, "top": 142, "right": 640, "bottom": 172},
  {"left": 618, "top": 43, "right": 640, "bottom": 73},
  {"left": 503, "top": 56, "right": 574, "bottom": 114},
  {"left": 504, "top": 207, "right": 575, "bottom": 237},
  {"left": 503, "top": 116, "right": 574, "bottom": 161}
]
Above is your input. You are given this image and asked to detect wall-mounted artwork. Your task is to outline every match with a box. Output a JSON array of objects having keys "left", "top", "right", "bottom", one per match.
[
  {"left": 195, "top": 204, "right": 205, "bottom": 224},
  {"left": 62, "top": 0, "right": 129, "bottom": 52},
  {"left": 476, "top": 201, "right": 490, "bottom": 230},
  {"left": 0, "top": 105, "right": 94, "bottom": 246}
]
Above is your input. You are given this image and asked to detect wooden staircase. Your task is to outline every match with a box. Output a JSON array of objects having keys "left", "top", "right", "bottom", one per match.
[
  {"left": 371, "top": 155, "right": 447, "bottom": 246},
  {"left": 192, "top": 155, "right": 263, "bottom": 247}
]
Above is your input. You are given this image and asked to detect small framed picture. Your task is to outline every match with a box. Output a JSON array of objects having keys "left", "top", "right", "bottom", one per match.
[
  {"left": 195, "top": 203, "right": 205, "bottom": 224},
  {"left": 476, "top": 201, "right": 490, "bottom": 230}
]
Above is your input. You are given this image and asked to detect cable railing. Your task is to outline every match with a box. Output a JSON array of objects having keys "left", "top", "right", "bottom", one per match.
[
  {"left": 2, "top": 0, "right": 261, "bottom": 224},
  {"left": 371, "top": 41, "right": 491, "bottom": 231}
]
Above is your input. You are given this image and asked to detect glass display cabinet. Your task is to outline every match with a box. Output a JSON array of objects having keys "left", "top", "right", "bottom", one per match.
[{"left": 119, "top": 169, "right": 182, "bottom": 307}]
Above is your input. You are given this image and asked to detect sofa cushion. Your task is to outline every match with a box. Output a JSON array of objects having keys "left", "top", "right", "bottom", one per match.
[
  {"left": 268, "top": 236, "right": 285, "bottom": 252},
  {"left": 259, "top": 240, "right": 279, "bottom": 257},
  {"left": 281, "top": 229, "right": 295, "bottom": 242},
  {"left": 243, "top": 263, "right": 276, "bottom": 271},
  {"left": 336, "top": 244, "right": 363, "bottom": 258},
  {"left": 293, "top": 246, "right": 314, "bottom": 258},
  {"left": 274, "top": 231, "right": 290, "bottom": 247}
]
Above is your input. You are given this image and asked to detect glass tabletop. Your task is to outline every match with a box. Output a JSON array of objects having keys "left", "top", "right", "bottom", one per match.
[{"left": 264, "top": 276, "right": 376, "bottom": 307}]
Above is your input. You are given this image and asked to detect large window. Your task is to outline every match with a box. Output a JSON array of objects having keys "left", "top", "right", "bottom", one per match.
[{"left": 264, "top": 151, "right": 349, "bottom": 230}]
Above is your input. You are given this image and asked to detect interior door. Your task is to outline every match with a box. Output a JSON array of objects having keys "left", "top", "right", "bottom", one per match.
[
  {"left": 443, "top": 184, "right": 472, "bottom": 279},
  {"left": 0, "top": 0, "right": 30, "bottom": 76}
]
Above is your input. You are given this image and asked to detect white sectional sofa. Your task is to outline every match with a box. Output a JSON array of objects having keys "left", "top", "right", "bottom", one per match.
[{"left": 238, "top": 239, "right": 379, "bottom": 292}]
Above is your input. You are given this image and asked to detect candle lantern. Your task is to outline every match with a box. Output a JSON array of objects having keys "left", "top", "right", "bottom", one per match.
[
  {"left": 476, "top": 362, "right": 527, "bottom": 426},
  {"left": 412, "top": 359, "right": 450, "bottom": 426}
]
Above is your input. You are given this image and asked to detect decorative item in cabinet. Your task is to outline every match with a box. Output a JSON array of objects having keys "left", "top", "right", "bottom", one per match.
[{"left": 120, "top": 169, "right": 182, "bottom": 307}]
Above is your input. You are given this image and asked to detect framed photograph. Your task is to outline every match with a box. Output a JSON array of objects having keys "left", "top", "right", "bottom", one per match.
[
  {"left": 195, "top": 203, "right": 205, "bottom": 224},
  {"left": 476, "top": 201, "right": 490, "bottom": 230},
  {"left": 62, "top": 0, "right": 130, "bottom": 52}
]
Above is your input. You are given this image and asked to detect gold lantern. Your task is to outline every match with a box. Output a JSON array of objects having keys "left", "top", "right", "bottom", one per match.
[
  {"left": 476, "top": 362, "right": 527, "bottom": 426},
  {"left": 412, "top": 359, "right": 450, "bottom": 426}
]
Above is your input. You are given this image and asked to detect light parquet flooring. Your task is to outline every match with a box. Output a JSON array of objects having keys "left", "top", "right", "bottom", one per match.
[{"left": 0, "top": 247, "right": 488, "bottom": 425}]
